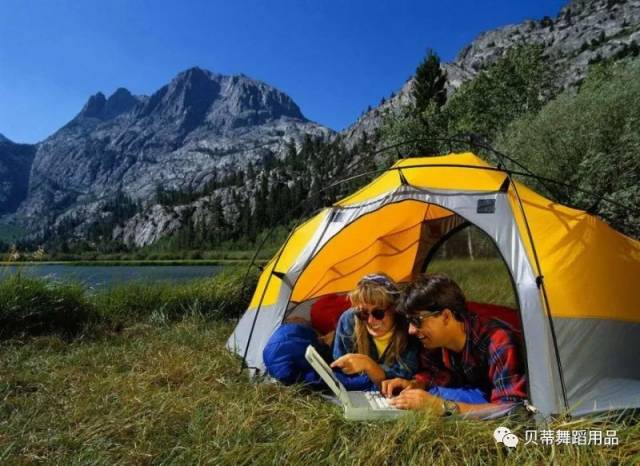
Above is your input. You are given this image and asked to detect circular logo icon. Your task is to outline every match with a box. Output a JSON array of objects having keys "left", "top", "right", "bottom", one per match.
[{"left": 493, "top": 426, "right": 511, "bottom": 443}]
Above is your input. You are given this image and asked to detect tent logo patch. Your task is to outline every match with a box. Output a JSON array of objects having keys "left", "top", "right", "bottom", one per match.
[{"left": 477, "top": 199, "right": 496, "bottom": 213}]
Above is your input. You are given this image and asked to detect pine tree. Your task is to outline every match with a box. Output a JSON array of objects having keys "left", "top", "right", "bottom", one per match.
[{"left": 412, "top": 49, "right": 448, "bottom": 115}]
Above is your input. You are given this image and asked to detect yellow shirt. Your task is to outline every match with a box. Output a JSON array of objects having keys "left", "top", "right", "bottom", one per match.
[{"left": 373, "top": 328, "right": 394, "bottom": 358}]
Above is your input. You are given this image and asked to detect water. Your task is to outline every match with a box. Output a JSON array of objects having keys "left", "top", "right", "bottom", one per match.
[{"left": 0, "top": 264, "right": 224, "bottom": 290}]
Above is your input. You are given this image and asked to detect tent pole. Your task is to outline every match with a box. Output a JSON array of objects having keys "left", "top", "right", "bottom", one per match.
[
  {"left": 238, "top": 223, "right": 300, "bottom": 373},
  {"left": 500, "top": 166, "right": 571, "bottom": 414},
  {"left": 279, "top": 209, "right": 339, "bottom": 325}
]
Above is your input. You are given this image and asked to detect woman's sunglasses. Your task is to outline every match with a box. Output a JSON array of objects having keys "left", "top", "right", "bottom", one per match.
[{"left": 356, "top": 307, "right": 388, "bottom": 321}]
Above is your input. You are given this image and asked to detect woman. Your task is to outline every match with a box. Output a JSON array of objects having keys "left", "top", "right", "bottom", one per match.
[{"left": 330, "top": 273, "right": 419, "bottom": 388}]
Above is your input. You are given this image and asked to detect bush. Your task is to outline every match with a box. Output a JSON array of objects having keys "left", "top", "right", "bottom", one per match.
[
  {"left": 0, "top": 274, "right": 95, "bottom": 339},
  {"left": 93, "top": 267, "right": 257, "bottom": 325},
  {"left": 0, "top": 267, "right": 259, "bottom": 340},
  {"left": 497, "top": 57, "right": 640, "bottom": 238},
  {"left": 444, "top": 44, "right": 556, "bottom": 141}
]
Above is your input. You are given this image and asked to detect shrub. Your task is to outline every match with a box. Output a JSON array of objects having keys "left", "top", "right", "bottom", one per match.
[
  {"left": 93, "top": 267, "right": 257, "bottom": 325},
  {"left": 444, "top": 44, "right": 557, "bottom": 141},
  {"left": 0, "top": 274, "right": 95, "bottom": 339},
  {"left": 0, "top": 267, "right": 258, "bottom": 340},
  {"left": 497, "top": 57, "right": 640, "bottom": 238}
]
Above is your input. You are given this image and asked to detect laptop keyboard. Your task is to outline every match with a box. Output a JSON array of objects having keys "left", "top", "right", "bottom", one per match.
[{"left": 365, "top": 391, "right": 392, "bottom": 409}]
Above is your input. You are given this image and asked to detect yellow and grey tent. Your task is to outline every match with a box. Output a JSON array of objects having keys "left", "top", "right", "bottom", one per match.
[{"left": 227, "top": 152, "right": 640, "bottom": 417}]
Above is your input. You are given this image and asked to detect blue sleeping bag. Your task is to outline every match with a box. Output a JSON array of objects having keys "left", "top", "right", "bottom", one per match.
[{"left": 263, "top": 323, "right": 374, "bottom": 391}]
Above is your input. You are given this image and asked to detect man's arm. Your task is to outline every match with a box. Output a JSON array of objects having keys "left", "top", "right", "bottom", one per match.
[
  {"left": 389, "top": 390, "right": 513, "bottom": 415},
  {"left": 390, "top": 328, "right": 527, "bottom": 413}
]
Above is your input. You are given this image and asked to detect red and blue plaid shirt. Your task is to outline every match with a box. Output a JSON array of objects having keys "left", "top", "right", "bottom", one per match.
[{"left": 414, "top": 313, "right": 528, "bottom": 404}]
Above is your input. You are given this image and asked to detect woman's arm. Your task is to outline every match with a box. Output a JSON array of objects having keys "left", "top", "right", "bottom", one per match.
[
  {"left": 331, "top": 353, "right": 387, "bottom": 386},
  {"left": 332, "top": 309, "right": 356, "bottom": 360}
]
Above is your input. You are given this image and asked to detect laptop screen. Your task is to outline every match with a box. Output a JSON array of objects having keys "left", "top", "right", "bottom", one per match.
[{"left": 305, "top": 345, "right": 347, "bottom": 398}]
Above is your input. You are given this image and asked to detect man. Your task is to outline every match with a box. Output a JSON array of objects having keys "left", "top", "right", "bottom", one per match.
[{"left": 382, "top": 273, "right": 527, "bottom": 416}]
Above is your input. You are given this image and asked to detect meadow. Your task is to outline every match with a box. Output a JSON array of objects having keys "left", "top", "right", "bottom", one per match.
[{"left": 0, "top": 261, "right": 638, "bottom": 465}]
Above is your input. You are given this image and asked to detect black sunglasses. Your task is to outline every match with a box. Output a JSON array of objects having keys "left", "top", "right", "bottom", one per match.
[
  {"left": 406, "top": 306, "right": 444, "bottom": 327},
  {"left": 356, "top": 307, "right": 388, "bottom": 321}
]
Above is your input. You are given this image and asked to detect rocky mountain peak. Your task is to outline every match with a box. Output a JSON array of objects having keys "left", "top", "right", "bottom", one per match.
[
  {"left": 136, "top": 66, "right": 222, "bottom": 124},
  {"left": 78, "top": 92, "right": 107, "bottom": 119},
  {"left": 76, "top": 88, "right": 139, "bottom": 121},
  {"left": 453, "top": 0, "right": 640, "bottom": 84},
  {"left": 0, "top": 133, "right": 10, "bottom": 144},
  {"left": 136, "top": 67, "right": 305, "bottom": 129},
  {"left": 103, "top": 88, "right": 139, "bottom": 119}
]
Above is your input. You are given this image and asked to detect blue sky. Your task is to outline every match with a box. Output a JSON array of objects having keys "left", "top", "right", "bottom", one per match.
[{"left": 0, "top": 0, "right": 567, "bottom": 143}]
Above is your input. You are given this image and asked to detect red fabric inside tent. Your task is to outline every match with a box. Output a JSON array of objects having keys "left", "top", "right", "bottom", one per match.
[
  {"left": 467, "top": 301, "right": 521, "bottom": 332},
  {"left": 310, "top": 294, "right": 351, "bottom": 335}
]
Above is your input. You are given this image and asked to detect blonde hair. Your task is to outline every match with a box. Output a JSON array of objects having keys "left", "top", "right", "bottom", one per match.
[{"left": 348, "top": 273, "right": 408, "bottom": 365}]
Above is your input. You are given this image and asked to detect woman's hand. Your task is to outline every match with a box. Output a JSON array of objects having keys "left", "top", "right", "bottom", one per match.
[
  {"left": 330, "top": 353, "right": 375, "bottom": 375},
  {"left": 388, "top": 389, "right": 443, "bottom": 413}
]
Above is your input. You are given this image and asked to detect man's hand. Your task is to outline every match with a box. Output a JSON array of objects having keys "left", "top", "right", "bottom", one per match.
[
  {"left": 330, "top": 353, "right": 374, "bottom": 375},
  {"left": 388, "top": 389, "right": 444, "bottom": 413},
  {"left": 381, "top": 378, "right": 425, "bottom": 397},
  {"left": 381, "top": 378, "right": 412, "bottom": 397}
]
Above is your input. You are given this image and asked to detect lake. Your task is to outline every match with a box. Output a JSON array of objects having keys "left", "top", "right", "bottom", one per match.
[{"left": 0, "top": 264, "right": 224, "bottom": 289}]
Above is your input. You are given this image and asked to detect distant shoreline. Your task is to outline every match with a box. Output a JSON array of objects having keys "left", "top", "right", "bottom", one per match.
[{"left": 0, "top": 259, "right": 262, "bottom": 267}]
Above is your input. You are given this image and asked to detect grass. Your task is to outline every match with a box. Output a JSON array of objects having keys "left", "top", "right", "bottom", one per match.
[
  {"left": 427, "top": 258, "right": 517, "bottom": 308},
  {"left": 0, "top": 260, "right": 638, "bottom": 464},
  {"left": 1, "top": 319, "right": 638, "bottom": 465},
  {"left": 0, "top": 274, "right": 95, "bottom": 340},
  {"left": 0, "top": 268, "right": 256, "bottom": 339}
]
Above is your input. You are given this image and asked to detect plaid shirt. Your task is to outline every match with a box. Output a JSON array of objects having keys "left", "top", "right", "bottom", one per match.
[{"left": 414, "top": 313, "right": 527, "bottom": 404}]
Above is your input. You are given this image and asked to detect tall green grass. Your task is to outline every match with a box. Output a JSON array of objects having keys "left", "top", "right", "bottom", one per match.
[
  {"left": 0, "top": 267, "right": 256, "bottom": 340},
  {"left": 92, "top": 268, "right": 255, "bottom": 325},
  {"left": 428, "top": 258, "right": 517, "bottom": 308},
  {"left": 0, "top": 260, "right": 638, "bottom": 464},
  {"left": 0, "top": 274, "right": 95, "bottom": 339},
  {"left": 1, "top": 318, "right": 637, "bottom": 465}
]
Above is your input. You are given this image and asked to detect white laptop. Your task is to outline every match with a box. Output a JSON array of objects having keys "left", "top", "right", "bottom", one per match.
[{"left": 305, "top": 345, "right": 409, "bottom": 421}]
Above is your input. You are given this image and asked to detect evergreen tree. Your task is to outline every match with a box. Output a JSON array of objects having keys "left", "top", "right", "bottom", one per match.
[{"left": 412, "top": 49, "right": 448, "bottom": 115}]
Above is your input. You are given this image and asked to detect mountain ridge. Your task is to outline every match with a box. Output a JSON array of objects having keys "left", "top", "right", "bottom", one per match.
[
  {"left": 12, "top": 66, "right": 331, "bottom": 240},
  {"left": 2, "top": 0, "right": 639, "bottom": 248}
]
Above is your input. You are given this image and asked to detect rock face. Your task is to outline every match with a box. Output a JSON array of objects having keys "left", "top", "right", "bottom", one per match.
[
  {"left": 112, "top": 187, "right": 238, "bottom": 247},
  {"left": 16, "top": 67, "right": 332, "bottom": 239},
  {"left": 342, "top": 0, "right": 640, "bottom": 146},
  {"left": 0, "top": 134, "right": 36, "bottom": 216},
  {"left": 454, "top": 0, "right": 640, "bottom": 87}
]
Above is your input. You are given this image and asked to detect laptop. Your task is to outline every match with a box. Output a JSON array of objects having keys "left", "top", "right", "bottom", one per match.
[{"left": 305, "top": 345, "right": 409, "bottom": 421}]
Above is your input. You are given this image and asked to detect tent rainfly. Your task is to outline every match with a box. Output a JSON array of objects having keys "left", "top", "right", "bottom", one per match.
[{"left": 227, "top": 152, "right": 640, "bottom": 418}]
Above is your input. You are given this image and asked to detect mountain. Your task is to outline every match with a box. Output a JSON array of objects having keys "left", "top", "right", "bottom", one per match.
[
  {"left": 6, "top": 0, "right": 640, "bottom": 249},
  {"left": 342, "top": 0, "right": 640, "bottom": 147},
  {"left": 0, "top": 135, "right": 36, "bottom": 216},
  {"left": 16, "top": 67, "right": 332, "bottom": 240}
]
